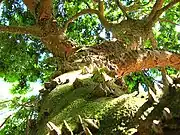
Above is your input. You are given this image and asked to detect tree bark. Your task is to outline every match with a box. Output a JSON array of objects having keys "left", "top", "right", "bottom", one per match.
[{"left": 68, "top": 40, "right": 180, "bottom": 77}]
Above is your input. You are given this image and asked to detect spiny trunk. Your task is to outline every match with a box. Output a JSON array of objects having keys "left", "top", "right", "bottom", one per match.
[{"left": 35, "top": 76, "right": 180, "bottom": 135}]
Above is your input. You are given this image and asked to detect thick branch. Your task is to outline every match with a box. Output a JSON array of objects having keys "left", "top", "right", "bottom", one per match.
[
  {"left": 147, "top": 0, "right": 164, "bottom": 22},
  {"left": 39, "top": 0, "right": 53, "bottom": 21},
  {"left": 160, "top": 67, "right": 169, "bottom": 94},
  {"left": 70, "top": 41, "right": 180, "bottom": 78},
  {"left": 23, "top": 0, "right": 39, "bottom": 18},
  {"left": 147, "top": 0, "right": 180, "bottom": 26},
  {"left": 23, "top": 0, "right": 53, "bottom": 21},
  {"left": 0, "top": 25, "right": 41, "bottom": 37},
  {"left": 115, "top": 49, "right": 180, "bottom": 77},
  {"left": 23, "top": 0, "right": 37, "bottom": 12},
  {"left": 63, "top": 9, "right": 111, "bottom": 32},
  {"left": 99, "top": 0, "right": 104, "bottom": 17}
]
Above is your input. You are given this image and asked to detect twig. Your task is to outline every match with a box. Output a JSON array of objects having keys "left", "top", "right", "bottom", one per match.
[
  {"left": 115, "top": 0, "right": 129, "bottom": 18},
  {"left": 159, "top": 18, "right": 180, "bottom": 26},
  {"left": 0, "top": 115, "right": 12, "bottom": 129},
  {"left": 0, "top": 100, "right": 12, "bottom": 105},
  {"left": 84, "top": 1, "right": 91, "bottom": 9},
  {"left": 115, "top": 0, "right": 141, "bottom": 17}
]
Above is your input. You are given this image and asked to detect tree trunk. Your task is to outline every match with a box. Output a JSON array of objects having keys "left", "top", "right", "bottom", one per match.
[{"left": 35, "top": 72, "right": 180, "bottom": 135}]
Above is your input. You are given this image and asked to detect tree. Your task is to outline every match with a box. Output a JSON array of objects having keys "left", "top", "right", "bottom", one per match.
[{"left": 0, "top": 0, "right": 180, "bottom": 135}]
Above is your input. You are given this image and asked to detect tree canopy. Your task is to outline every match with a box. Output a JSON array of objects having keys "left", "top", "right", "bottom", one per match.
[{"left": 0, "top": 0, "right": 180, "bottom": 134}]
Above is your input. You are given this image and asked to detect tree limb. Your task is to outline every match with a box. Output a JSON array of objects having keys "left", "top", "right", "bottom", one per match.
[
  {"left": 0, "top": 25, "right": 42, "bottom": 37},
  {"left": 115, "top": 49, "right": 180, "bottom": 77},
  {"left": 63, "top": 9, "right": 111, "bottom": 32},
  {"left": 115, "top": 0, "right": 129, "bottom": 18},
  {"left": 147, "top": 0, "right": 164, "bottom": 22},
  {"left": 23, "top": 0, "right": 37, "bottom": 12},
  {"left": 70, "top": 41, "right": 180, "bottom": 78},
  {"left": 115, "top": 0, "right": 141, "bottom": 18},
  {"left": 63, "top": 9, "right": 98, "bottom": 32},
  {"left": 23, "top": 0, "right": 53, "bottom": 21},
  {"left": 39, "top": 0, "right": 53, "bottom": 21},
  {"left": 99, "top": 0, "right": 104, "bottom": 16},
  {"left": 23, "top": 0, "right": 39, "bottom": 19},
  {"left": 125, "top": 0, "right": 141, "bottom": 11},
  {"left": 160, "top": 67, "right": 169, "bottom": 94},
  {"left": 147, "top": 0, "right": 180, "bottom": 26},
  {"left": 142, "top": 72, "right": 157, "bottom": 94}
]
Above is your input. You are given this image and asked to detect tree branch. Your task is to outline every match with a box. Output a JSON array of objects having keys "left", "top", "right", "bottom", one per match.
[
  {"left": 115, "top": 49, "right": 180, "bottom": 77},
  {"left": 71, "top": 41, "right": 180, "bottom": 78},
  {"left": 115, "top": 0, "right": 141, "bottom": 18},
  {"left": 125, "top": 0, "right": 141, "bottom": 11},
  {"left": 39, "top": 0, "right": 53, "bottom": 21},
  {"left": 115, "top": 0, "right": 129, "bottom": 18},
  {"left": 0, "top": 115, "right": 11, "bottom": 128},
  {"left": 63, "top": 9, "right": 98, "bottom": 32},
  {"left": 0, "top": 100, "right": 11, "bottom": 105},
  {"left": 160, "top": 67, "right": 169, "bottom": 94},
  {"left": 63, "top": 9, "right": 111, "bottom": 32},
  {"left": 147, "top": 0, "right": 164, "bottom": 22},
  {"left": 147, "top": 0, "right": 180, "bottom": 26},
  {"left": 0, "top": 25, "right": 42, "bottom": 37},
  {"left": 23, "top": 0, "right": 39, "bottom": 19},
  {"left": 99, "top": 0, "right": 104, "bottom": 16},
  {"left": 23, "top": 0, "right": 53, "bottom": 21},
  {"left": 142, "top": 72, "right": 157, "bottom": 94},
  {"left": 159, "top": 18, "right": 180, "bottom": 26}
]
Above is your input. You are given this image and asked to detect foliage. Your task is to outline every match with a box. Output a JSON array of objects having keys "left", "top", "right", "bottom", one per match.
[{"left": 0, "top": 95, "right": 38, "bottom": 135}]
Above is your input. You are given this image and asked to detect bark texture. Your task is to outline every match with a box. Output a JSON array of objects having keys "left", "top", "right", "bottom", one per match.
[{"left": 67, "top": 40, "right": 180, "bottom": 77}]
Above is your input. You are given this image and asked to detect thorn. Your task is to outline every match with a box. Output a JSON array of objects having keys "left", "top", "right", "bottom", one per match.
[
  {"left": 163, "top": 107, "right": 172, "bottom": 121},
  {"left": 47, "top": 121, "right": 61, "bottom": 135},
  {"left": 84, "top": 127, "right": 93, "bottom": 135},
  {"left": 61, "top": 120, "right": 73, "bottom": 135},
  {"left": 152, "top": 120, "right": 163, "bottom": 135},
  {"left": 148, "top": 88, "right": 159, "bottom": 104}
]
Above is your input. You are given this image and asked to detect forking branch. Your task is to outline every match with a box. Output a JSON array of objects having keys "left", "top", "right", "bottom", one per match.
[
  {"left": 115, "top": 0, "right": 141, "bottom": 18},
  {"left": 63, "top": 0, "right": 111, "bottom": 32},
  {"left": 147, "top": 0, "right": 164, "bottom": 22},
  {"left": 147, "top": 0, "right": 180, "bottom": 27}
]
